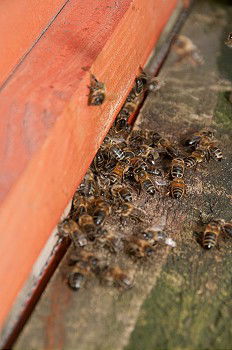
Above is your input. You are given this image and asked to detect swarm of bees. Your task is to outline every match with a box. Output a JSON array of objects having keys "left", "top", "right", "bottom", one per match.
[{"left": 60, "top": 68, "right": 226, "bottom": 292}]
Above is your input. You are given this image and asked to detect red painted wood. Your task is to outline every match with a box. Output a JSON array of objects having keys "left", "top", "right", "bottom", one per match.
[
  {"left": 0, "top": 0, "right": 179, "bottom": 330},
  {"left": 0, "top": 0, "right": 68, "bottom": 86}
]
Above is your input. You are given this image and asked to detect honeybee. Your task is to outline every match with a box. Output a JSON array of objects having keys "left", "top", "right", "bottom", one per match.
[
  {"left": 171, "top": 158, "right": 185, "bottom": 178},
  {"left": 172, "top": 35, "right": 204, "bottom": 65},
  {"left": 135, "top": 170, "right": 156, "bottom": 195},
  {"left": 134, "top": 69, "right": 148, "bottom": 95},
  {"left": 68, "top": 271, "right": 85, "bottom": 291},
  {"left": 146, "top": 77, "right": 163, "bottom": 93},
  {"left": 126, "top": 236, "right": 154, "bottom": 258},
  {"left": 111, "top": 184, "right": 133, "bottom": 202},
  {"left": 96, "top": 228, "right": 123, "bottom": 252},
  {"left": 137, "top": 144, "right": 159, "bottom": 166},
  {"left": 222, "top": 222, "right": 232, "bottom": 236},
  {"left": 141, "top": 227, "right": 176, "bottom": 247},
  {"left": 170, "top": 177, "right": 185, "bottom": 199},
  {"left": 78, "top": 214, "right": 96, "bottom": 235},
  {"left": 225, "top": 32, "right": 232, "bottom": 48},
  {"left": 209, "top": 146, "right": 223, "bottom": 161},
  {"left": 88, "top": 74, "right": 105, "bottom": 106},
  {"left": 58, "top": 218, "right": 88, "bottom": 247},
  {"left": 71, "top": 194, "right": 89, "bottom": 220},
  {"left": 101, "top": 266, "right": 134, "bottom": 289},
  {"left": 156, "top": 137, "right": 179, "bottom": 158},
  {"left": 202, "top": 220, "right": 222, "bottom": 249},
  {"left": 78, "top": 170, "right": 98, "bottom": 197},
  {"left": 117, "top": 203, "right": 146, "bottom": 222},
  {"left": 184, "top": 149, "right": 206, "bottom": 168},
  {"left": 108, "top": 145, "right": 125, "bottom": 161},
  {"left": 93, "top": 149, "right": 108, "bottom": 171},
  {"left": 109, "top": 162, "right": 129, "bottom": 183},
  {"left": 90, "top": 198, "right": 111, "bottom": 226},
  {"left": 68, "top": 250, "right": 101, "bottom": 290},
  {"left": 184, "top": 130, "right": 214, "bottom": 149}
]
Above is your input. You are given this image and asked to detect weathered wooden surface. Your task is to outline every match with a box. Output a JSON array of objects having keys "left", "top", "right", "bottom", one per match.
[{"left": 15, "top": 0, "right": 232, "bottom": 349}]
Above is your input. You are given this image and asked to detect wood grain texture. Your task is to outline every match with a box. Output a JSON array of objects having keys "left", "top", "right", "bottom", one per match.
[
  {"left": 0, "top": 0, "right": 179, "bottom": 331},
  {"left": 15, "top": 1, "right": 232, "bottom": 349},
  {"left": 0, "top": 0, "right": 68, "bottom": 86}
]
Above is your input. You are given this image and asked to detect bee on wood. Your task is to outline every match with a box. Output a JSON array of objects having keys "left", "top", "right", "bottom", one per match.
[
  {"left": 101, "top": 266, "right": 134, "bottom": 289},
  {"left": 58, "top": 218, "right": 88, "bottom": 247},
  {"left": 78, "top": 170, "right": 98, "bottom": 197},
  {"left": 108, "top": 145, "right": 125, "bottom": 161},
  {"left": 68, "top": 250, "right": 101, "bottom": 290},
  {"left": 157, "top": 137, "right": 179, "bottom": 158},
  {"left": 88, "top": 74, "right": 105, "bottom": 106},
  {"left": 202, "top": 220, "right": 222, "bottom": 249},
  {"left": 71, "top": 194, "right": 89, "bottom": 220},
  {"left": 78, "top": 214, "right": 96, "bottom": 235},
  {"left": 222, "top": 222, "right": 232, "bottom": 236},
  {"left": 126, "top": 236, "right": 154, "bottom": 258},
  {"left": 170, "top": 177, "right": 185, "bottom": 199},
  {"left": 109, "top": 161, "right": 129, "bottom": 184},
  {"left": 141, "top": 228, "right": 176, "bottom": 248},
  {"left": 184, "top": 130, "right": 214, "bottom": 149},
  {"left": 92, "top": 148, "right": 108, "bottom": 171},
  {"left": 209, "top": 146, "right": 223, "bottom": 161},
  {"left": 225, "top": 32, "right": 232, "bottom": 48},
  {"left": 90, "top": 198, "right": 111, "bottom": 226},
  {"left": 184, "top": 149, "right": 206, "bottom": 168},
  {"left": 135, "top": 69, "right": 148, "bottom": 96},
  {"left": 116, "top": 203, "right": 146, "bottom": 223},
  {"left": 137, "top": 144, "right": 159, "bottom": 166},
  {"left": 135, "top": 170, "right": 156, "bottom": 195},
  {"left": 111, "top": 184, "right": 133, "bottom": 202},
  {"left": 96, "top": 228, "right": 123, "bottom": 253},
  {"left": 171, "top": 158, "right": 185, "bottom": 178}
]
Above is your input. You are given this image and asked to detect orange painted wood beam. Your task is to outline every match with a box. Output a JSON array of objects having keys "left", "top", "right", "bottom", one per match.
[
  {"left": 0, "top": 0, "right": 68, "bottom": 86},
  {"left": 0, "top": 0, "right": 179, "bottom": 330}
]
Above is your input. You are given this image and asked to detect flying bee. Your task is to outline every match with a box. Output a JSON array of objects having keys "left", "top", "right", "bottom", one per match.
[
  {"left": 184, "top": 149, "right": 206, "bottom": 168},
  {"left": 202, "top": 220, "right": 222, "bottom": 249},
  {"left": 101, "top": 266, "right": 134, "bottom": 289},
  {"left": 126, "top": 236, "right": 154, "bottom": 258},
  {"left": 171, "top": 158, "right": 185, "bottom": 178},
  {"left": 78, "top": 214, "right": 96, "bottom": 236},
  {"left": 58, "top": 218, "right": 88, "bottom": 247},
  {"left": 109, "top": 162, "right": 129, "bottom": 184},
  {"left": 88, "top": 74, "right": 105, "bottom": 106},
  {"left": 146, "top": 77, "right": 163, "bottom": 93},
  {"left": 141, "top": 227, "right": 176, "bottom": 248},
  {"left": 111, "top": 184, "right": 133, "bottom": 202},
  {"left": 78, "top": 170, "right": 98, "bottom": 197},
  {"left": 172, "top": 35, "right": 204, "bottom": 65},
  {"left": 225, "top": 32, "right": 232, "bottom": 48},
  {"left": 170, "top": 177, "right": 185, "bottom": 199},
  {"left": 183, "top": 129, "right": 214, "bottom": 149},
  {"left": 135, "top": 170, "right": 156, "bottom": 195},
  {"left": 90, "top": 198, "right": 111, "bottom": 226}
]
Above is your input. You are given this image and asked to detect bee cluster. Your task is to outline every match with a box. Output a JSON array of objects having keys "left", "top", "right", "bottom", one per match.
[{"left": 59, "top": 69, "right": 225, "bottom": 291}]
